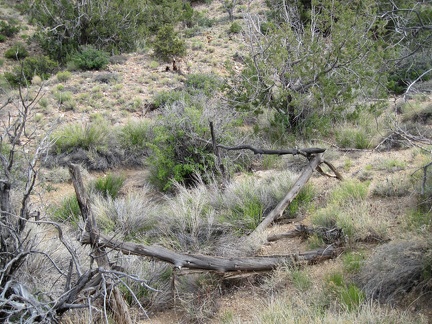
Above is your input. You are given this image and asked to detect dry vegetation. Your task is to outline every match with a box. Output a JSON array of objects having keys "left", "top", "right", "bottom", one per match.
[{"left": 0, "top": 0, "right": 431, "bottom": 323}]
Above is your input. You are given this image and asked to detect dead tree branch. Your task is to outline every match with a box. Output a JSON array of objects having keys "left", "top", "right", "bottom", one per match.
[
  {"left": 69, "top": 164, "right": 132, "bottom": 324},
  {"left": 249, "top": 153, "right": 324, "bottom": 238},
  {"left": 79, "top": 231, "right": 337, "bottom": 272},
  {"left": 217, "top": 144, "right": 326, "bottom": 158}
]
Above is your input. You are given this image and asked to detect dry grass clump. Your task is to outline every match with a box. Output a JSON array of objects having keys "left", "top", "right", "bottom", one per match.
[
  {"left": 174, "top": 272, "right": 222, "bottom": 323},
  {"left": 119, "top": 256, "right": 173, "bottom": 313},
  {"left": 250, "top": 258, "right": 428, "bottom": 323},
  {"left": 372, "top": 174, "right": 413, "bottom": 198},
  {"left": 311, "top": 180, "right": 389, "bottom": 243},
  {"left": 255, "top": 297, "right": 428, "bottom": 323},
  {"left": 92, "top": 187, "right": 159, "bottom": 240},
  {"left": 355, "top": 238, "right": 431, "bottom": 304}
]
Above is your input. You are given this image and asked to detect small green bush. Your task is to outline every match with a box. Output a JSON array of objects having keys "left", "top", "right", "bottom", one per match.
[
  {"left": 335, "top": 128, "right": 370, "bottom": 149},
  {"left": 185, "top": 73, "right": 222, "bottom": 96},
  {"left": 53, "top": 91, "right": 73, "bottom": 104},
  {"left": 152, "top": 25, "right": 186, "bottom": 61},
  {"left": 4, "top": 55, "right": 58, "bottom": 86},
  {"left": 0, "top": 21, "right": 20, "bottom": 38},
  {"left": 230, "top": 196, "right": 264, "bottom": 233},
  {"left": 4, "top": 42, "right": 28, "bottom": 60},
  {"left": 119, "top": 120, "right": 151, "bottom": 152},
  {"left": 56, "top": 71, "right": 72, "bottom": 82},
  {"left": 229, "top": 21, "right": 242, "bottom": 34},
  {"left": 146, "top": 105, "right": 216, "bottom": 191},
  {"left": 152, "top": 90, "right": 189, "bottom": 108},
  {"left": 290, "top": 269, "right": 312, "bottom": 291},
  {"left": 407, "top": 209, "right": 431, "bottom": 230},
  {"left": 0, "top": 35, "right": 6, "bottom": 43},
  {"left": 91, "top": 173, "right": 125, "bottom": 199},
  {"left": 196, "top": 11, "right": 215, "bottom": 27},
  {"left": 260, "top": 21, "right": 276, "bottom": 34},
  {"left": 70, "top": 46, "right": 109, "bottom": 70},
  {"left": 372, "top": 175, "right": 411, "bottom": 198}
]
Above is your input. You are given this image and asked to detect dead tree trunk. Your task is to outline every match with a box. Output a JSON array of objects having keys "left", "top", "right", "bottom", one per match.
[
  {"left": 251, "top": 153, "right": 323, "bottom": 236},
  {"left": 69, "top": 164, "right": 132, "bottom": 324},
  {"left": 80, "top": 231, "right": 337, "bottom": 272}
]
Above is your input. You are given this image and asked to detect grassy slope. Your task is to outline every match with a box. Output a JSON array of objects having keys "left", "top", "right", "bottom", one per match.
[{"left": 0, "top": 1, "right": 431, "bottom": 323}]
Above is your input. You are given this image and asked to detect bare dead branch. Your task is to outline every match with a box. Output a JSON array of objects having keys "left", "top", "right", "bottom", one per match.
[
  {"left": 80, "top": 231, "right": 337, "bottom": 272},
  {"left": 217, "top": 144, "right": 326, "bottom": 157},
  {"left": 249, "top": 153, "right": 324, "bottom": 238}
]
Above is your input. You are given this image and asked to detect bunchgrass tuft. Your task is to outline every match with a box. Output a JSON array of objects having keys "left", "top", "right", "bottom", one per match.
[
  {"left": 50, "top": 195, "right": 81, "bottom": 228},
  {"left": 52, "top": 122, "right": 109, "bottom": 154},
  {"left": 342, "top": 251, "right": 365, "bottom": 273},
  {"left": 91, "top": 173, "right": 125, "bottom": 199},
  {"left": 92, "top": 188, "right": 158, "bottom": 240},
  {"left": 330, "top": 180, "right": 369, "bottom": 205},
  {"left": 325, "top": 272, "right": 365, "bottom": 312}
]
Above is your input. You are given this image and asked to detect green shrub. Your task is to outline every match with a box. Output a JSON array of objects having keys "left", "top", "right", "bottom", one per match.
[
  {"left": 0, "top": 35, "right": 6, "bottom": 43},
  {"left": 0, "top": 21, "right": 20, "bottom": 38},
  {"left": 4, "top": 55, "right": 58, "bottom": 86},
  {"left": 119, "top": 120, "right": 151, "bottom": 152},
  {"left": 340, "top": 284, "right": 365, "bottom": 311},
  {"left": 70, "top": 46, "right": 109, "bottom": 70},
  {"left": 53, "top": 91, "right": 73, "bottom": 104},
  {"left": 91, "top": 173, "right": 125, "bottom": 199},
  {"left": 50, "top": 195, "right": 81, "bottom": 228},
  {"left": 152, "top": 24, "right": 186, "bottom": 61},
  {"left": 185, "top": 73, "right": 222, "bottom": 96},
  {"left": 230, "top": 196, "right": 264, "bottom": 233},
  {"left": 260, "top": 21, "right": 276, "bottom": 34},
  {"left": 407, "top": 209, "right": 431, "bottom": 230},
  {"left": 311, "top": 206, "right": 338, "bottom": 229},
  {"left": 372, "top": 175, "right": 411, "bottom": 198},
  {"left": 4, "top": 42, "right": 28, "bottom": 60},
  {"left": 335, "top": 128, "right": 370, "bottom": 149},
  {"left": 229, "top": 21, "right": 242, "bottom": 33},
  {"left": 146, "top": 104, "right": 215, "bottom": 191},
  {"left": 52, "top": 122, "right": 109, "bottom": 154},
  {"left": 290, "top": 269, "right": 312, "bottom": 291},
  {"left": 192, "top": 10, "right": 215, "bottom": 27},
  {"left": 30, "top": 0, "right": 148, "bottom": 62},
  {"left": 152, "top": 90, "right": 189, "bottom": 109},
  {"left": 56, "top": 71, "right": 72, "bottom": 82}
]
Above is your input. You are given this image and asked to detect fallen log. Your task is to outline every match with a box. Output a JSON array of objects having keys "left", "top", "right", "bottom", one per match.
[
  {"left": 249, "top": 153, "right": 324, "bottom": 238},
  {"left": 80, "top": 231, "right": 338, "bottom": 272},
  {"left": 216, "top": 144, "right": 326, "bottom": 158}
]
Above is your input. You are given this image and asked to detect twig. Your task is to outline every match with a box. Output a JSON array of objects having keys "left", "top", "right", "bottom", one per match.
[{"left": 404, "top": 67, "right": 432, "bottom": 100}]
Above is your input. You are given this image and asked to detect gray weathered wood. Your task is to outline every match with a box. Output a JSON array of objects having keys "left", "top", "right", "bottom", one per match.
[
  {"left": 250, "top": 153, "right": 324, "bottom": 238},
  {"left": 80, "top": 231, "right": 336, "bottom": 272},
  {"left": 69, "top": 164, "right": 132, "bottom": 324}
]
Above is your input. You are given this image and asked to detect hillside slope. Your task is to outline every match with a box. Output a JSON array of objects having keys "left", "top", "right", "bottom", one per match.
[{"left": 0, "top": 1, "right": 431, "bottom": 323}]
